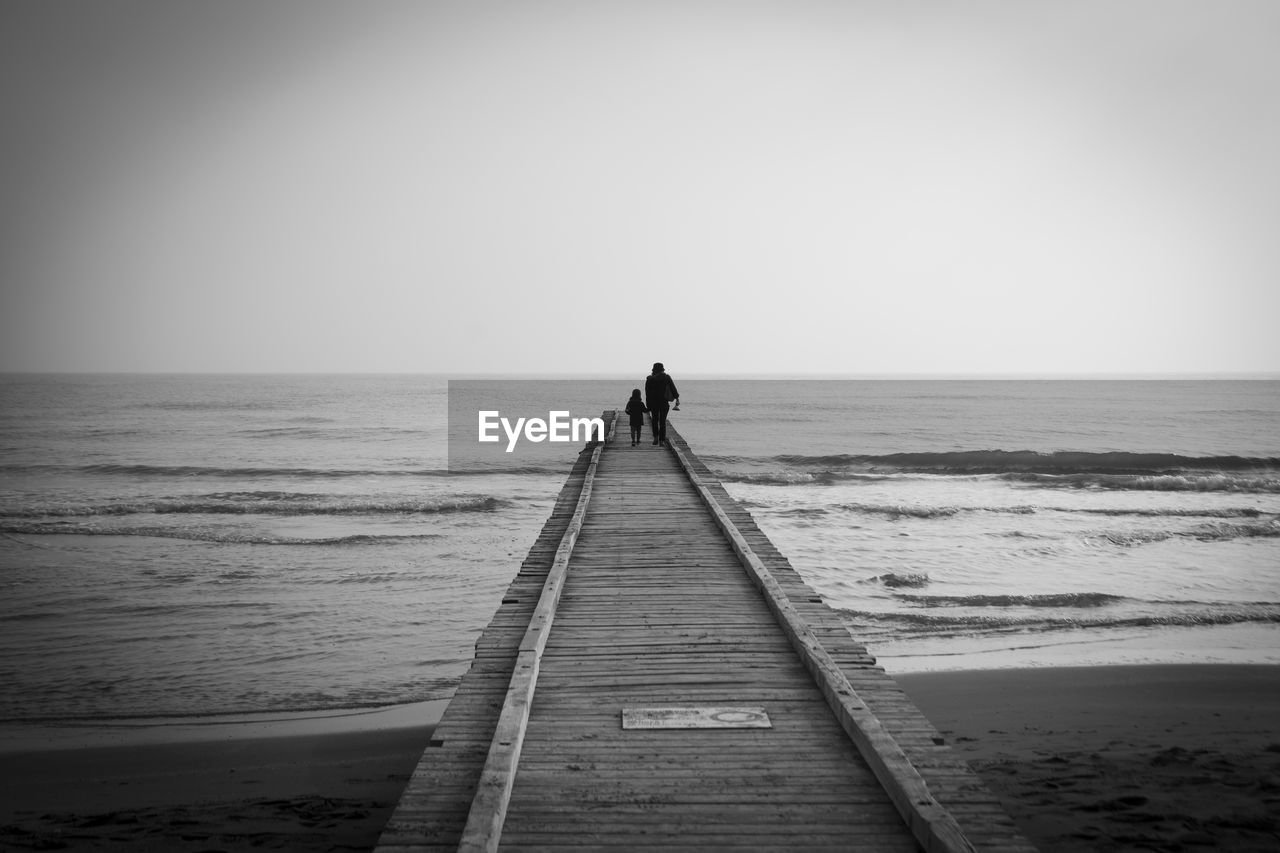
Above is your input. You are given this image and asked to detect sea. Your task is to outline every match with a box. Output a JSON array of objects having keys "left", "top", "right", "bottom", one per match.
[{"left": 1, "top": 374, "right": 1277, "bottom": 724}]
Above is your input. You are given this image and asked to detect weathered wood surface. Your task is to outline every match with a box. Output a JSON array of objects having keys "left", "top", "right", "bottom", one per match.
[
  {"left": 669, "top": 437, "right": 980, "bottom": 853},
  {"left": 376, "top": 414, "right": 1036, "bottom": 852},
  {"left": 457, "top": 412, "right": 616, "bottom": 852}
]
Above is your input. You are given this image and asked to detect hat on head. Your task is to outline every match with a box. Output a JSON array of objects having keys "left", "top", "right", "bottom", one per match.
[{"left": 652, "top": 362, "right": 664, "bottom": 372}]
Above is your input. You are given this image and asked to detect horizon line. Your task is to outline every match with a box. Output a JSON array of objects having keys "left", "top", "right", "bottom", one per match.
[{"left": 3, "top": 370, "right": 1279, "bottom": 380}]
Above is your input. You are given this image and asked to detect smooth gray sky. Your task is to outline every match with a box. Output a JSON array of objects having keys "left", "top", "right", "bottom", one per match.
[{"left": 2, "top": 0, "right": 1278, "bottom": 375}]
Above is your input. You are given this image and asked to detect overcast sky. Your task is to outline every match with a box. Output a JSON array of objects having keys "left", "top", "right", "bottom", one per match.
[{"left": 2, "top": 1, "right": 1277, "bottom": 375}]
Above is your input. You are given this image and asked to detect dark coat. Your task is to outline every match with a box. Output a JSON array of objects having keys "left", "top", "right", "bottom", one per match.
[
  {"left": 644, "top": 372, "right": 678, "bottom": 409},
  {"left": 625, "top": 397, "right": 647, "bottom": 426}
]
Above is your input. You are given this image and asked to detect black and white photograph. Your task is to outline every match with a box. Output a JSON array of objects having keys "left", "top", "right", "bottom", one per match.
[{"left": 2, "top": 2, "right": 1278, "bottom": 851}]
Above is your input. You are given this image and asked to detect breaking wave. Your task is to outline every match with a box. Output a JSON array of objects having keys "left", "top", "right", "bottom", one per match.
[
  {"left": 833, "top": 503, "right": 1037, "bottom": 520},
  {"left": 0, "top": 463, "right": 566, "bottom": 478},
  {"left": 770, "top": 503, "right": 1273, "bottom": 523},
  {"left": 775, "top": 450, "right": 1279, "bottom": 475},
  {"left": 860, "top": 572, "right": 931, "bottom": 588},
  {"left": 839, "top": 606, "right": 1280, "bottom": 632},
  {"left": 1065, "top": 506, "right": 1266, "bottom": 518},
  {"left": 715, "top": 451, "right": 1280, "bottom": 493},
  {"left": 0, "top": 493, "right": 509, "bottom": 519},
  {"left": 893, "top": 591, "right": 1128, "bottom": 608},
  {"left": 1090, "top": 519, "right": 1280, "bottom": 548},
  {"left": 0, "top": 524, "right": 443, "bottom": 546},
  {"left": 1001, "top": 472, "right": 1280, "bottom": 493},
  {"left": 716, "top": 469, "right": 832, "bottom": 486}
]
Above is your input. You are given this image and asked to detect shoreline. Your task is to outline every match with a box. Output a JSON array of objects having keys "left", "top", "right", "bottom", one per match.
[
  {"left": 4, "top": 664, "right": 1278, "bottom": 852},
  {"left": 0, "top": 698, "right": 451, "bottom": 755}
]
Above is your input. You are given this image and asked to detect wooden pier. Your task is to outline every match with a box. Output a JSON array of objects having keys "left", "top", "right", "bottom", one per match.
[{"left": 376, "top": 414, "right": 1035, "bottom": 852}]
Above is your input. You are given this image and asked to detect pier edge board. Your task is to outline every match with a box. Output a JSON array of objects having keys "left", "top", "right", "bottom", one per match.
[
  {"left": 456, "top": 413, "right": 617, "bottom": 852},
  {"left": 373, "top": 413, "right": 616, "bottom": 852}
]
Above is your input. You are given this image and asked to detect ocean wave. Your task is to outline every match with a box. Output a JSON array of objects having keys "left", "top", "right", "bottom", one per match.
[
  {"left": 1001, "top": 472, "right": 1280, "bottom": 493},
  {"left": 859, "top": 572, "right": 931, "bottom": 588},
  {"left": 237, "top": 426, "right": 430, "bottom": 439},
  {"left": 709, "top": 457, "right": 892, "bottom": 486},
  {"left": 893, "top": 592, "right": 1127, "bottom": 608},
  {"left": 716, "top": 469, "right": 822, "bottom": 485},
  {"left": 1090, "top": 530, "right": 1174, "bottom": 547},
  {"left": 766, "top": 501, "right": 1273, "bottom": 525},
  {"left": 1190, "top": 520, "right": 1280, "bottom": 541},
  {"left": 209, "top": 569, "right": 433, "bottom": 584},
  {"left": 839, "top": 606, "right": 1280, "bottom": 631},
  {"left": 0, "top": 462, "right": 445, "bottom": 478},
  {"left": 0, "top": 493, "right": 509, "bottom": 518},
  {"left": 1089, "top": 519, "right": 1280, "bottom": 548},
  {"left": 775, "top": 450, "right": 1279, "bottom": 475},
  {"left": 833, "top": 502, "right": 1038, "bottom": 520},
  {"left": 141, "top": 400, "right": 278, "bottom": 411},
  {"left": 714, "top": 451, "right": 1279, "bottom": 493},
  {"left": 0, "top": 462, "right": 566, "bottom": 478},
  {"left": 841, "top": 503, "right": 961, "bottom": 519},
  {"left": 0, "top": 523, "right": 444, "bottom": 546},
  {"left": 1060, "top": 506, "right": 1266, "bottom": 518},
  {"left": 776, "top": 507, "right": 830, "bottom": 518}
]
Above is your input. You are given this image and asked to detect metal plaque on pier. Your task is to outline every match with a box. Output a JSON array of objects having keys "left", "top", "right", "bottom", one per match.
[{"left": 622, "top": 706, "right": 772, "bottom": 729}]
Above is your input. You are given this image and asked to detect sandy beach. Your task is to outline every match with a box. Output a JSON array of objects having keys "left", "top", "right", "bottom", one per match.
[
  {"left": 3, "top": 665, "right": 1277, "bottom": 852},
  {"left": 0, "top": 702, "right": 446, "bottom": 852},
  {"left": 898, "top": 664, "right": 1280, "bottom": 852}
]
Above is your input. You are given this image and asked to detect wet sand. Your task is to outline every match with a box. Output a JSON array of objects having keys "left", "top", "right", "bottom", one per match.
[
  {"left": 3, "top": 665, "right": 1277, "bottom": 852},
  {"left": 898, "top": 664, "right": 1280, "bottom": 852}
]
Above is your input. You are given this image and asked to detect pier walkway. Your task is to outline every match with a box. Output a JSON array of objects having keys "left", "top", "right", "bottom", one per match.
[{"left": 376, "top": 415, "right": 1035, "bottom": 852}]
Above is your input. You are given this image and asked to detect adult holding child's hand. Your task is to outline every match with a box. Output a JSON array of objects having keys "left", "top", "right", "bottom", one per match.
[{"left": 644, "top": 362, "right": 679, "bottom": 446}]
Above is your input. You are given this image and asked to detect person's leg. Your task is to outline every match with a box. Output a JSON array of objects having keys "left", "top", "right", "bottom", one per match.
[{"left": 651, "top": 403, "right": 668, "bottom": 444}]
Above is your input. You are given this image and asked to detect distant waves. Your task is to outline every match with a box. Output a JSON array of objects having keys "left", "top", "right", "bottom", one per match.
[{"left": 710, "top": 450, "right": 1280, "bottom": 492}]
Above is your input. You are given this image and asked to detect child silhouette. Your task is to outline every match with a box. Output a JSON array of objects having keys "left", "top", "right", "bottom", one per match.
[{"left": 624, "top": 389, "right": 648, "bottom": 447}]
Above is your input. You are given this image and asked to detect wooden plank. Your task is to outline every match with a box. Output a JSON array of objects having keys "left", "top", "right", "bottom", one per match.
[{"left": 455, "top": 414, "right": 616, "bottom": 853}]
